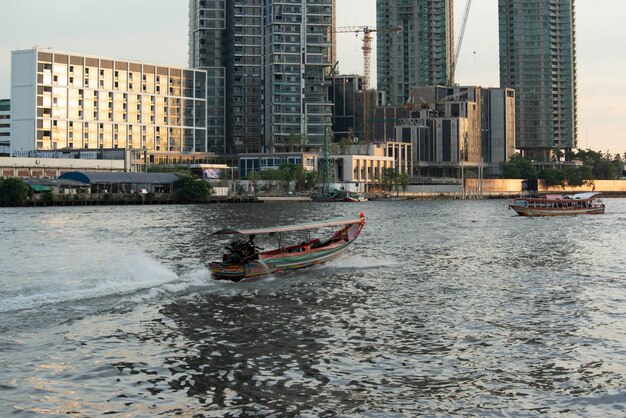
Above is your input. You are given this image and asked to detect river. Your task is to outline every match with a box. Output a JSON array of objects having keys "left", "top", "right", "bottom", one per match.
[{"left": 1, "top": 199, "right": 625, "bottom": 416}]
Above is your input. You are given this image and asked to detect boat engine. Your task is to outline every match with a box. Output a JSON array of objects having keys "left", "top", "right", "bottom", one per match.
[{"left": 224, "top": 239, "right": 258, "bottom": 263}]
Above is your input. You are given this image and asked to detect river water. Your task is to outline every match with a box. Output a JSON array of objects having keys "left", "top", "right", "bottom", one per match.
[{"left": 0, "top": 199, "right": 625, "bottom": 416}]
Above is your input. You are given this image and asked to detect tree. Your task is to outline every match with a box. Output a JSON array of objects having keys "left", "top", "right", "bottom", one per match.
[
  {"left": 293, "top": 166, "right": 310, "bottom": 192},
  {"left": 305, "top": 170, "right": 318, "bottom": 193},
  {"left": 176, "top": 175, "right": 213, "bottom": 203},
  {"left": 538, "top": 168, "right": 566, "bottom": 187},
  {"left": 380, "top": 167, "right": 398, "bottom": 192},
  {"left": 0, "top": 178, "right": 31, "bottom": 206},
  {"left": 398, "top": 172, "right": 411, "bottom": 192},
  {"left": 277, "top": 163, "right": 299, "bottom": 193},
  {"left": 564, "top": 166, "right": 593, "bottom": 187},
  {"left": 246, "top": 170, "right": 261, "bottom": 195},
  {"left": 500, "top": 154, "right": 537, "bottom": 179}
]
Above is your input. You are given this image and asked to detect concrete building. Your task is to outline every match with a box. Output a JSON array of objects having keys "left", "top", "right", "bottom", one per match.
[
  {"left": 189, "top": 0, "right": 334, "bottom": 154},
  {"left": 238, "top": 152, "right": 319, "bottom": 179},
  {"left": 499, "top": 0, "right": 578, "bottom": 160},
  {"left": 0, "top": 99, "right": 9, "bottom": 155},
  {"left": 376, "top": 0, "right": 454, "bottom": 105},
  {"left": 10, "top": 48, "right": 214, "bottom": 166},
  {"left": 396, "top": 85, "right": 515, "bottom": 178},
  {"left": 330, "top": 142, "right": 401, "bottom": 192}
]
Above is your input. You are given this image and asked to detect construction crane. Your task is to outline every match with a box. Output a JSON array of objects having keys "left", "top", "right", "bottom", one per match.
[
  {"left": 334, "top": 26, "right": 402, "bottom": 90},
  {"left": 450, "top": 0, "right": 472, "bottom": 86}
]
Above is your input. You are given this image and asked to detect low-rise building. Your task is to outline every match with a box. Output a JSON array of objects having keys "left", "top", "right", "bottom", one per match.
[{"left": 238, "top": 152, "right": 319, "bottom": 179}]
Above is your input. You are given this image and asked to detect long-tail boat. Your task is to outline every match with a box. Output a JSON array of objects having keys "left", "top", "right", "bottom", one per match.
[
  {"left": 210, "top": 212, "right": 366, "bottom": 281},
  {"left": 509, "top": 192, "right": 605, "bottom": 216}
]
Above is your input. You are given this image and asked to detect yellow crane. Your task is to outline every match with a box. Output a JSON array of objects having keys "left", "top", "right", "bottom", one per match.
[{"left": 334, "top": 26, "right": 403, "bottom": 90}]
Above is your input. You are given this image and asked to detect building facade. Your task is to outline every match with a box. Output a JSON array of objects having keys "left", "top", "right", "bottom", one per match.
[
  {"left": 10, "top": 49, "right": 213, "bottom": 163},
  {"left": 189, "top": 0, "right": 334, "bottom": 154},
  {"left": 376, "top": 0, "right": 454, "bottom": 105},
  {"left": 395, "top": 85, "right": 516, "bottom": 178},
  {"left": 499, "top": 0, "right": 578, "bottom": 159},
  {"left": 0, "top": 99, "right": 9, "bottom": 155}
]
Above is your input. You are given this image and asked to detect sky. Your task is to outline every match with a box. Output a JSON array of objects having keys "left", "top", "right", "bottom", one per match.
[{"left": 0, "top": 0, "right": 624, "bottom": 154}]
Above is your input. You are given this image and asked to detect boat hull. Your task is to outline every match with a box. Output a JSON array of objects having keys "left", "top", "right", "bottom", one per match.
[
  {"left": 210, "top": 215, "right": 365, "bottom": 281},
  {"left": 509, "top": 205, "right": 605, "bottom": 216}
]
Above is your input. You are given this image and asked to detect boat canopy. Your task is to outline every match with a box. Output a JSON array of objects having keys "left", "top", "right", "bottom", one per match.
[
  {"left": 565, "top": 192, "right": 601, "bottom": 200},
  {"left": 212, "top": 215, "right": 364, "bottom": 236}
]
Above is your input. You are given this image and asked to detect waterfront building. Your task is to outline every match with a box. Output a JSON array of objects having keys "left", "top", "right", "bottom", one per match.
[
  {"left": 189, "top": 0, "right": 334, "bottom": 154},
  {"left": 498, "top": 0, "right": 578, "bottom": 160},
  {"left": 0, "top": 99, "right": 9, "bottom": 155},
  {"left": 396, "top": 85, "right": 515, "bottom": 178},
  {"left": 238, "top": 152, "right": 319, "bottom": 179},
  {"left": 376, "top": 0, "right": 454, "bottom": 105},
  {"left": 330, "top": 143, "right": 397, "bottom": 192},
  {"left": 10, "top": 48, "right": 214, "bottom": 165}
]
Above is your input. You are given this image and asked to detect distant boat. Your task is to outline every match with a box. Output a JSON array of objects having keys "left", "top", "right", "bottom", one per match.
[
  {"left": 509, "top": 192, "right": 605, "bottom": 216},
  {"left": 209, "top": 213, "right": 366, "bottom": 281},
  {"left": 344, "top": 192, "right": 368, "bottom": 203}
]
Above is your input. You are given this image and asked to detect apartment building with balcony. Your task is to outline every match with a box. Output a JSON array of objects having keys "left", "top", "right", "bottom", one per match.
[
  {"left": 376, "top": 0, "right": 454, "bottom": 105},
  {"left": 499, "top": 0, "right": 578, "bottom": 160},
  {"left": 0, "top": 99, "right": 9, "bottom": 155},
  {"left": 189, "top": 0, "right": 334, "bottom": 154},
  {"left": 10, "top": 48, "right": 213, "bottom": 165}
]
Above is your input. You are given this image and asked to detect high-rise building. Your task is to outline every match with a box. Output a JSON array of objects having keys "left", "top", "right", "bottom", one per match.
[
  {"left": 10, "top": 48, "right": 211, "bottom": 163},
  {"left": 189, "top": 0, "right": 334, "bottom": 154},
  {"left": 0, "top": 99, "right": 10, "bottom": 155},
  {"left": 376, "top": 0, "right": 454, "bottom": 105},
  {"left": 499, "top": 0, "right": 578, "bottom": 159}
]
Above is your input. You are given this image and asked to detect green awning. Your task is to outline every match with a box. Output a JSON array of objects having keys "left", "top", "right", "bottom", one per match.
[{"left": 30, "top": 185, "right": 54, "bottom": 192}]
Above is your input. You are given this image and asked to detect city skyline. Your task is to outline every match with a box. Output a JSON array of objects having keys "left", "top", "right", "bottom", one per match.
[{"left": 0, "top": 0, "right": 624, "bottom": 154}]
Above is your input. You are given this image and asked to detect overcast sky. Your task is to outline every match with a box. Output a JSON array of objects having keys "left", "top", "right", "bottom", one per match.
[{"left": 1, "top": 0, "right": 624, "bottom": 154}]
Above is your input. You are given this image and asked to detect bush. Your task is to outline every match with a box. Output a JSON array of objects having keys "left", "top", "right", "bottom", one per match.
[
  {"left": 176, "top": 175, "right": 214, "bottom": 203},
  {"left": 0, "top": 178, "right": 31, "bottom": 206}
]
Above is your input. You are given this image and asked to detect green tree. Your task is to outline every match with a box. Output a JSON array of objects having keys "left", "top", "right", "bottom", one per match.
[
  {"left": 538, "top": 168, "right": 566, "bottom": 187},
  {"left": 42, "top": 190, "right": 55, "bottom": 205},
  {"left": 381, "top": 167, "right": 398, "bottom": 192},
  {"left": 0, "top": 178, "right": 31, "bottom": 206},
  {"left": 398, "top": 172, "right": 411, "bottom": 192},
  {"left": 277, "top": 163, "right": 300, "bottom": 193},
  {"left": 293, "top": 166, "right": 310, "bottom": 192},
  {"left": 564, "top": 166, "right": 593, "bottom": 187},
  {"left": 500, "top": 154, "right": 537, "bottom": 179},
  {"left": 593, "top": 158, "right": 621, "bottom": 180},
  {"left": 176, "top": 175, "right": 213, "bottom": 203},
  {"left": 305, "top": 170, "right": 318, "bottom": 192}
]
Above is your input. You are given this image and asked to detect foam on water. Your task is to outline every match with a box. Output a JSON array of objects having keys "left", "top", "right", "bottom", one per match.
[
  {"left": 0, "top": 249, "right": 178, "bottom": 313},
  {"left": 324, "top": 254, "right": 400, "bottom": 269}
]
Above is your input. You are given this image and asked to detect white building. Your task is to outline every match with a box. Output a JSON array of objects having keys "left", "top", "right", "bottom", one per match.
[{"left": 10, "top": 48, "right": 215, "bottom": 165}]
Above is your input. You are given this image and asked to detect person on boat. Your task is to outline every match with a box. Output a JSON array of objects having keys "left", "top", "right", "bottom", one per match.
[{"left": 247, "top": 234, "right": 260, "bottom": 260}]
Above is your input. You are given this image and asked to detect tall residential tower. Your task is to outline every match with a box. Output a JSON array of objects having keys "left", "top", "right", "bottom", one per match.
[
  {"left": 189, "top": 0, "right": 334, "bottom": 154},
  {"left": 376, "top": 0, "right": 454, "bottom": 105},
  {"left": 499, "top": 0, "right": 578, "bottom": 159}
]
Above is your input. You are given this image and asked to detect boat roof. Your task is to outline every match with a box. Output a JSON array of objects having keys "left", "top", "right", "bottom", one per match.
[
  {"left": 212, "top": 215, "right": 364, "bottom": 236},
  {"left": 516, "top": 191, "right": 601, "bottom": 201},
  {"left": 565, "top": 192, "right": 601, "bottom": 200}
]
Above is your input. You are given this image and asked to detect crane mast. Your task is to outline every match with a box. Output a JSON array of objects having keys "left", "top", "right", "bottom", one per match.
[
  {"left": 334, "top": 26, "right": 402, "bottom": 90},
  {"left": 450, "top": 0, "right": 472, "bottom": 85}
]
